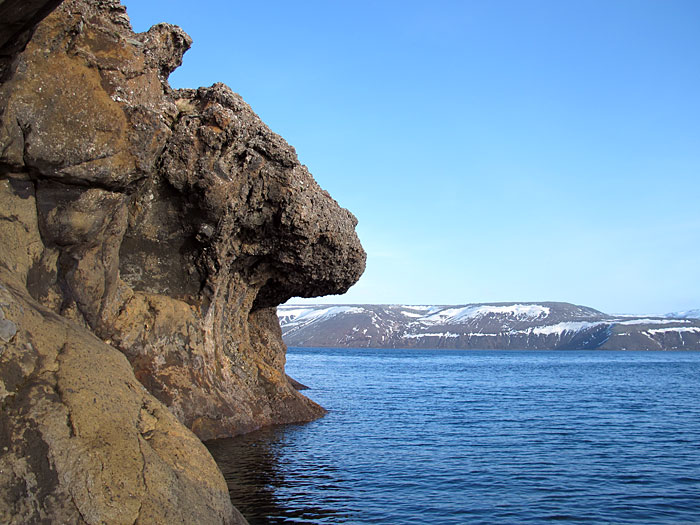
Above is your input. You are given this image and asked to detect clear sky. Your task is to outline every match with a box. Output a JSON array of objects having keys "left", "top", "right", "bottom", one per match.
[{"left": 127, "top": 1, "right": 700, "bottom": 315}]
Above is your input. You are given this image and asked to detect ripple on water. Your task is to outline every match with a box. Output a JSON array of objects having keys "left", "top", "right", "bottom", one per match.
[{"left": 207, "top": 349, "right": 700, "bottom": 524}]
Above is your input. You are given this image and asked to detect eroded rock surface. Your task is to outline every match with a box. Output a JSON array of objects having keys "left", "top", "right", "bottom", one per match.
[
  {"left": 0, "top": 0, "right": 365, "bottom": 522},
  {"left": 0, "top": 0, "right": 64, "bottom": 82},
  {"left": 0, "top": 274, "right": 240, "bottom": 524}
]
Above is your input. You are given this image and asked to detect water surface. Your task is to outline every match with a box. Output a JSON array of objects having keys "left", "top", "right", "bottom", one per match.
[{"left": 207, "top": 349, "right": 700, "bottom": 524}]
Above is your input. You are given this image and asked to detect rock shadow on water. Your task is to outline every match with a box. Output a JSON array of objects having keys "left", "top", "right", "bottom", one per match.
[{"left": 206, "top": 423, "right": 354, "bottom": 524}]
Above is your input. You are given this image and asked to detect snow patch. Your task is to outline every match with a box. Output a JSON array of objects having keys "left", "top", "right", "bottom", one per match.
[
  {"left": 531, "top": 321, "right": 604, "bottom": 336},
  {"left": 616, "top": 318, "right": 689, "bottom": 326},
  {"left": 421, "top": 304, "right": 550, "bottom": 324},
  {"left": 399, "top": 305, "right": 434, "bottom": 311},
  {"left": 646, "top": 327, "right": 700, "bottom": 335},
  {"left": 402, "top": 332, "right": 460, "bottom": 339},
  {"left": 279, "top": 306, "right": 365, "bottom": 327},
  {"left": 667, "top": 309, "right": 700, "bottom": 319},
  {"left": 475, "top": 304, "right": 551, "bottom": 317}
]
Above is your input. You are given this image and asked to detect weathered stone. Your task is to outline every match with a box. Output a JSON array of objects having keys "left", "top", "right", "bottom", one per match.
[
  {"left": 0, "top": 0, "right": 64, "bottom": 82},
  {"left": 0, "top": 281, "right": 240, "bottom": 524},
  {"left": 108, "top": 82, "right": 365, "bottom": 438},
  {"left": 0, "top": 318, "right": 16, "bottom": 342},
  {"left": 0, "top": 167, "right": 247, "bottom": 524},
  {"left": 0, "top": 0, "right": 179, "bottom": 187},
  {"left": 0, "top": 0, "right": 364, "bottom": 522}
]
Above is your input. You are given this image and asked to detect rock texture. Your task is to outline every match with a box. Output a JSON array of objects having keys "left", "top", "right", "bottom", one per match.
[
  {"left": 0, "top": 0, "right": 63, "bottom": 82},
  {"left": 0, "top": 278, "right": 240, "bottom": 524},
  {"left": 0, "top": 0, "right": 364, "bottom": 523}
]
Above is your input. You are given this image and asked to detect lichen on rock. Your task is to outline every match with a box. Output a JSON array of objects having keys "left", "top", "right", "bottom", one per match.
[{"left": 0, "top": 0, "right": 365, "bottom": 522}]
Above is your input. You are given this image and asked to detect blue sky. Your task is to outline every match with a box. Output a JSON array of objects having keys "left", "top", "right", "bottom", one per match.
[{"left": 127, "top": 1, "right": 700, "bottom": 314}]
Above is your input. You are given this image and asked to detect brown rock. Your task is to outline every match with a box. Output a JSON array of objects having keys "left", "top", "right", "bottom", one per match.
[
  {"left": 0, "top": 0, "right": 64, "bottom": 82},
  {"left": 0, "top": 0, "right": 364, "bottom": 522},
  {"left": 0, "top": 280, "right": 242, "bottom": 523},
  {"left": 0, "top": 177, "right": 247, "bottom": 524},
  {"left": 1, "top": 0, "right": 364, "bottom": 439}
]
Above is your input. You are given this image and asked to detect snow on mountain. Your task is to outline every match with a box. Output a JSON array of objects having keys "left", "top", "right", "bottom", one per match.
[
  {"left": 530, "top": 321, "right": 605, "bottom": 336},
  {"left": 277, "top": 302, "right": 700, "bottom": 351},
  {"left": 402, "top": 332, "right": 461, "bottom": 339},
  {"left": 617, "top": 318, "right": 690, "bottom": 325},
  {"left": 647, "top": 327, "right": 700, "bottom": 335},
  {"left": 420, "top": 304, "right": 551, "bottom": 324},
  {"left": 279, "top": 306, "right": 365, "bottom": 327},
  {"left": 667, "top": 309, "right": 700, "bottom": 320}
]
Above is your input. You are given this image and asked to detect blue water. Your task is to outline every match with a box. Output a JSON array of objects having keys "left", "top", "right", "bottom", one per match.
[{"left": 207, "top": 348, "right": 700, "bottom": 524}]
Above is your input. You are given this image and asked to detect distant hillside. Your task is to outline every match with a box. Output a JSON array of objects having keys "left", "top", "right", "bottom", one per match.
[
  {"left": 278, "top": 302, "right": 700, "bottom": 351},
  {"left": 667, "top": 309, "right": 700, "bottom": 319}
]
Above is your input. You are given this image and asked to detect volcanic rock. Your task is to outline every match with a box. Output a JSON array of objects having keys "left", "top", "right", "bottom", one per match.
[
  {"left": 0, "top": 278, "right": 241, "bottom": 524},
  {"left": 0, "top": 0, "right": 365, "bottom": 522}
]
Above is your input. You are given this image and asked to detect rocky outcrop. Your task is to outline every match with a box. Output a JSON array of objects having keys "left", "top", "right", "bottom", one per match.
[
  {"left": 0, "top": 0, "right": 63, "bottom": 82},
  {"left": 0, "top": 0, "right": 365, "bottom": 522},
  {"left": 0, "top": 277, "right": 241, "bottom": 524}
]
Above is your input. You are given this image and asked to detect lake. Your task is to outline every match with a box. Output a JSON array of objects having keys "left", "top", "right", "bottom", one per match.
[{"left": 207, "top": 348, "right": 700, "bottom": 524}]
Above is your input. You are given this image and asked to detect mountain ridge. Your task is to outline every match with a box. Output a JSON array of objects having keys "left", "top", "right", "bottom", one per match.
[
  {"left": 667, "top": 309, "right": 700, "bottom": 319},
  {"left": 279, "top": 302, "right": 700, "bottom": 351}
]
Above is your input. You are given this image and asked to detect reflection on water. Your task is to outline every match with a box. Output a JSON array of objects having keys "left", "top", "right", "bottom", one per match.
[{"left": 206, "top": 424, "right": 354, "bottom": 524}]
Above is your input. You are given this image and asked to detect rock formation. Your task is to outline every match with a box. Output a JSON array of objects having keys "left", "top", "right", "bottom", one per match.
[
  {"left": 0, "top": 0, "right": 365, "bottom": 522},
  {"left": 0, "top": 0, "right": 63, "bottom": 82},
  {"left": 0, "top": 279, "right": 243, "bottom": 523}
]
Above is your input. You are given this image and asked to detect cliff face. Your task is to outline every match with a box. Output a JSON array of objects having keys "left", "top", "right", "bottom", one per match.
[
  {"left": 0, "top": 279, "right": 242, "bottom": 524},
  {"left": 0, "top": 0, "right": 365, "bottom": 522}
]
